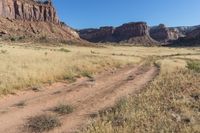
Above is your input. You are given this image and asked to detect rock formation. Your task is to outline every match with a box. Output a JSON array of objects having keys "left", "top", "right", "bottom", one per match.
[
  {"left": 113, "top": 22, "right": 149, "bottom": 41},
  {"left": 0, "top": 0, "right": 59, "bottom": 23},
  {"left": 186, "top": 27, "right": 200, "bottom": 39},
  {"left": 173, "top": 27, "right": 200, "bottom": 46},
  {"left": 0, "top": 0, "right": 80, "bottom": 42},
  {"left": 172, "top": 25, "right": 200, "bottom": 35},
  {"left": 79, "top": 26, "right": 115, "bottom": 42},
  {"left": 150, "top": 24, "right": 183, "bottom": 43},
  {"left": 79, "top": 22, "right": 158, "bottom": 46}
]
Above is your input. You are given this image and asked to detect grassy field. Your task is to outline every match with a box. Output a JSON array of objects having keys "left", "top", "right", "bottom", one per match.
[
  {"left": 0, "top": 44, "right": 199, "bottom": 96},
  {"left": 0, "top": 44, "right": 142, "bottom": 95},
  {"left": 0, "top": 43, "right": 200, "bottom": 132},
  {"left": 83, "top": 47, "right": 200, "bottom": 133}
]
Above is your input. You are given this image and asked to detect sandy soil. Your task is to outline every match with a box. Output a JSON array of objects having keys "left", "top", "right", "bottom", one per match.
[{"left": 0, "top": 65, "right": 158, "bottom": 133}]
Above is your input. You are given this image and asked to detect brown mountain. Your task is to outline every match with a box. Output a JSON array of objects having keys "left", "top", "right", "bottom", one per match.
[
  {"left": 79, "top": 22, "right": 158, "bottom": 46},
  {"left": 150, "top": 24, "right": 184, "bottom": 43},
  {"left": 0, "top": 0, "right": 80, "bottom": 42},
  {"left": 173, "top": 27, "right": 200, "bottom": 46}
]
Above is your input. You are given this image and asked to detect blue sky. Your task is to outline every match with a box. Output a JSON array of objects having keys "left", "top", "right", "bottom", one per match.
[{"left": 53, "top": 0, "right": 200, "bottom": 29}]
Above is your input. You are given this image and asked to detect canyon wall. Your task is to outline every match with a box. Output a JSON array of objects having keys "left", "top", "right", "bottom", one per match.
[
  {"left": 150, "top": 24, "right": 183, "bottom": 43},
  {"left": 0, "top": 0, "right": 59, "bottom": 23},
  {"left": 0, "top": 0, "right": 81, "bottom": 42},
  {"left": 174, "top": 27, "right": 200, "bottom": 46},
  {"left": 79, "top": 22, "right": 158, "bottom": 45}
]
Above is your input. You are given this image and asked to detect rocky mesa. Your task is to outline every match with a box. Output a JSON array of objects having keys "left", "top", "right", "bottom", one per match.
[
  {"left": 79, "top": 22, "right": 158, "bottom": 46},
  {"left": 174, "top": 27, "right": 200, "bottom": 46},
  {"left": 79, "top": 22, "right": 200, "bottom": 46},
  {"left": 0, "top": 0, "right": 80, "bottom": 42},
  {"left": 150, "top": 24, "right": 184, "bottom": 43}
]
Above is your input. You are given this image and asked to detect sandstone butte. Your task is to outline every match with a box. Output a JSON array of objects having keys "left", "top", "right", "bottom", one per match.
[{"left": 0, "top": 0, "right": 81, "bottom": 42}]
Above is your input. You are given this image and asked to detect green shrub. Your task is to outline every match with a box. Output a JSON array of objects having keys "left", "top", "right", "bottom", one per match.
[
  {"left": 59, "top": 48, "right": 70, "bottom": 53},
  {"left": 187, "top": 61, "right": 200, "bottom": 72},
  {"left": 53, "top": 104, "right": 74, "bottom": 115}
]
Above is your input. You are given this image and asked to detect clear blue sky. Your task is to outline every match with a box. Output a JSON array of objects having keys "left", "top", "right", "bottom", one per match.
[{"left": 52, "top": 0, "right": 200, "bottom": 29}]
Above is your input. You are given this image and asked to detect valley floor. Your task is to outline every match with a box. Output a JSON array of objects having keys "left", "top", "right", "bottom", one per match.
[
  {"left": 0, "top": 63, "right": 157, "bottom": 133},
  {"left": 0, "top": 43, "right": 199, "bottom": 133}
]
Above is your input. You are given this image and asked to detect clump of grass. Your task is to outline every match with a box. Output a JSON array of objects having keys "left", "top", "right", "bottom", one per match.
[
  {"left": 81, "top": 71, "right": 93, "bottom": 79},
  {"left": 25, "top": 114, "right": 61, "bottom": 133},
  {"left": 59, "top": 48, "right": 70, "bottom": 53},
  {"left": 15, "top": 101, "right": 26, "bottom": 107},
  {"left": 53, "top": 104, "right": 74, "bottom": 115},
  {"left": 63, "top": 74, "right": 77, "bottom": 83},
  {"left": 31, "top": 86, "right": 42, "bottom": 92},
  {"left": 111, "top": 115, "right": 128, "bottom": 127},
  {"left": 1, "top": 50, "right": 7, "bottom": 54},
  {"left": 187, "top": 60, "right": 200, "bottom": 72}
]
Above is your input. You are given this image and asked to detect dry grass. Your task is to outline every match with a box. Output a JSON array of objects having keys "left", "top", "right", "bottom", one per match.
[
  {"left": 156, "top": 58, "right": 187, "bottom": 73},
  {"left": 0, "top": 43, "right": 199, "bottom": 132},
  {"left": 83, "top": 51, "right": 200, "bottom": 133},
  {"left": 0, "top": 44, "right": 198, "bottom": 96},
  {"left": 0, "top": 45, "right": 140, "bottom": 95}
]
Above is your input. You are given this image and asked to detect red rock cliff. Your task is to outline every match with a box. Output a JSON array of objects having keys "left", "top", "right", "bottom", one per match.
[
  {"left": 0, "top": 0, "right": 59, "bottom": 24},
  {"left": 79, "top": 22, "right": 158, "bottom": 45},
  {"left": 0, "top": 0, "right": 81, "bottom": 42},
  {"left": 150, "top": 24, "right": 182, "bottom": 43}
]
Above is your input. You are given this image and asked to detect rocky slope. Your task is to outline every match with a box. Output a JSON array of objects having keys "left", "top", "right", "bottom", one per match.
[
  {"left": 173, "top": 27, "right": 200, "bottom": 46},
  {"left": 79, "top": 26, "right": 115, "bottom": 42},
  {"left": 171, "top": 25, "right": 200, "bottom": 35},
  {"left": 150, "top": 24, "right": 200, "bottom": 46},
  {"left": 79, "top": 22, "right": 158, "bottom": 46},
  {"left": 0, "top": 0, "right": 80, "bottom": 42},
  {"left": 79, "top": 21, "right": 200, "bottom": 46},
  {"left": 150, "top": 24, "right": 183, "bottom": 43}
]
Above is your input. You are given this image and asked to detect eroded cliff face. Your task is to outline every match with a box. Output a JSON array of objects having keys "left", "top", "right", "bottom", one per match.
[
  {"left": 113, "top": 22, "right": 149, "bottom": 41},
  {"left": 0, "top": 0, "right": 81, "bottom": 42},
  {"left": 79, "top": 22, "right": 158, "bottom": 45},
  {"left": 173, "top": 27, "right": 200, "bottom": 46},
  {"left": 79, "top": 26, "right": 115, "bottom": 42},
  {"left": 150, "top": 24, "right": 183, "bottom": 43},
  {"left": 0, "top": 0, "right": 59, "bottom": 23}
]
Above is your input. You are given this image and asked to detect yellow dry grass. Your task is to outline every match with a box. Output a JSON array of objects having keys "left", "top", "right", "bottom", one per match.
[
  {"left": 0, "top": 43, "right": 199, "bottom": 132},
  {"left": 0, "top": 44, "right": 199, "bottom": 96},
  {"left": 85, "top": 68, "right": 200, "bottom": 133},
  {"left": 0, "top": 44, "right": 141, "bottom": 95},
  {"left": 82, "top": 46, "right": 200, "bottom": 133}
]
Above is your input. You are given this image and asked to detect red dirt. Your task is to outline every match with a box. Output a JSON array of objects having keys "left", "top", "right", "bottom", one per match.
[{"left": 0, "top": 65, "right": 158, "bottom": 133}]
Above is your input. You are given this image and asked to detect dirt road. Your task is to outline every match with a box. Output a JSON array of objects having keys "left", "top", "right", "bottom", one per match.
[{"left": 0, "top": 65, "right": 158, "bottom": 133}]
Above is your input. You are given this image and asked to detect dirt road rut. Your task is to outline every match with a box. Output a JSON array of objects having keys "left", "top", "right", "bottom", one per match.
[{"left": 0, "top": 65, "right": 158, "bottom": 133}]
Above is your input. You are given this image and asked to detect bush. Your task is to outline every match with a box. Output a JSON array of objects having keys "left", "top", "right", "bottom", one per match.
[
  {"left": 26, "top": 114, "right": 61, "bottom": 132},
  {"left": 0, "top": 50, "right": 7, "bottom": 54},
  {"left": 187, "top": 61, "right": 200, "bottom": 72},
  {"left": 53, "top": 104, "right": 74, "bottom": 115},
  {"left": 59, "top": 48, "right": 70, "bottom": 53}
]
